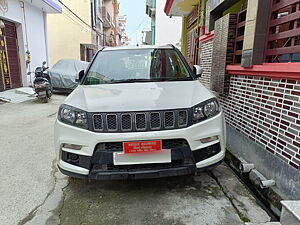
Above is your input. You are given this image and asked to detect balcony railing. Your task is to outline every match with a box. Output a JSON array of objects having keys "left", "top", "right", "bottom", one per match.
[
  {"left": 265, "top": 0, "right": 300, "bottom": 63},
  {"left": 102, "top": 6, "right": 113, "bottom": 28}
]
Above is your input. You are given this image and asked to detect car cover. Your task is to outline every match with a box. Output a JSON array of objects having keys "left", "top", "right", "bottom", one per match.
[{"left": 48, "top": 59, "right": 89, "bottom": 90}]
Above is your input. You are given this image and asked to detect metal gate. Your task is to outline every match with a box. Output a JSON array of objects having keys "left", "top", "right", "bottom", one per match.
[{"left": 0, "top": 20, "right": 21, "bottom": 92}]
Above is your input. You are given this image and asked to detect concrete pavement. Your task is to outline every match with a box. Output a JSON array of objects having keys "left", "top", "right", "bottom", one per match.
[{"left": 0, "top": 94, "right": 271, "bottom": 225}]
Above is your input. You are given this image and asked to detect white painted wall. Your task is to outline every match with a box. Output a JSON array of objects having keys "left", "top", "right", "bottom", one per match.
[
  {"left": 155, "top": 0, "right": 182, "bottom": 47},
  {"left": 24, "top": 1, "right": 48, "bottom": 84},
  {"left": 0, "top": 0, "right": 48, "bottom": 86}
]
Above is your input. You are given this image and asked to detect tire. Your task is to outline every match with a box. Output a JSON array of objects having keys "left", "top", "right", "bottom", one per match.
[{"left": 42, "top": 96, "right": 48, "bottom": 103}]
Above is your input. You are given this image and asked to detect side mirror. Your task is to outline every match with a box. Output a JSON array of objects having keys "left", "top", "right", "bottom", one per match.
[
  {"left": 193, "top": 65, "right": 203, "bottom": 78},
  {"left": 27, "top": 72, "right": 31, "bottom": 75},
  {"left": 42, "top": 61, "right": 47, "bottom": 65},
  {"left": 76, "top": 70, "right": 85, "bottom": 82}
]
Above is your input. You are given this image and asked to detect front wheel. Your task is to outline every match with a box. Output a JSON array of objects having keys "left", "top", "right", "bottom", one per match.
[{"left": 42, "top": 95, "right": 48, "bottom": 103}]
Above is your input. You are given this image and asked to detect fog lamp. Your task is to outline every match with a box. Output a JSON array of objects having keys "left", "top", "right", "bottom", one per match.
[
  {"left": 62, "top": 143, "right": 82, "bottom": 150},
  {"left": 200, "top": 136, "right": 218, "bottom": 144}
]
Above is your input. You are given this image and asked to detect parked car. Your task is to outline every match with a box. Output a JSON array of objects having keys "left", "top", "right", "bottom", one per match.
[
  {"left": 48, "top": 59, "right": 89, "bottom": 92},
  {"left": 54, "top": 45, "right": 226, "bottom": 180}
]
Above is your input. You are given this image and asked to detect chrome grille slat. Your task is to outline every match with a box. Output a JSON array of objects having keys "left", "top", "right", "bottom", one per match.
[{"left": 92, "top": 109, "right": 189, "bottom": 132}]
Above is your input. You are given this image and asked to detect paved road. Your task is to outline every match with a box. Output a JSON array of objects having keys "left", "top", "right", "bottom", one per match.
[{"left": 0, "top": 94, "right": 270, "bottom": 225}]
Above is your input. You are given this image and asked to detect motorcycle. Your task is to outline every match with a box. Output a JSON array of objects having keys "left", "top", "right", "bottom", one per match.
[{"left": 28, "top": 61, "right": 53, "bottom": 103}]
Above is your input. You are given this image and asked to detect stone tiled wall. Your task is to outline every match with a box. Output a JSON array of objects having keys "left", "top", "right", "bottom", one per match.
[
  {"left": 199, "top": 39, "right": 213, "bottom": 89},
  {"left": 210, "top": 13, "right": 237, "bottom": 94},
  {"left": 219, "top": 75, "right": 300, "bottom": 170}
]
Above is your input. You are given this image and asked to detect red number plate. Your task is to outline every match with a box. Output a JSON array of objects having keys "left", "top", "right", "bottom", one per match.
[{"left": 123, "top": 140, "right": 162, "bottom": 154}]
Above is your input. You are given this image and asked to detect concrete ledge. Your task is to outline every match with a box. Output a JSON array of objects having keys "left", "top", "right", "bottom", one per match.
[
  {"left": 280, "top": 201, "right": 300, "bottom": 225},
  {"left": 226, "top": 125, "right": 300, "bottom": 200}
]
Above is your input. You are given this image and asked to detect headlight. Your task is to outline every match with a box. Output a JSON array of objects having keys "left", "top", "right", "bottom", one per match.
[
  {"left": 58, "top": 104, "right": 88, "bottom": 129},
  {"left": 192, "top": 98, "right": 220, "bottom": 123}
]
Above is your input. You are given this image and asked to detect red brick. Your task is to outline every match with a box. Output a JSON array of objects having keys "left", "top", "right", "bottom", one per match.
[
  {"left": 286, "top": 84, "right": 293, "bottom": 89},
  {"left": 276, "top": 103, "right": 282, "bottom": 107},
  {"left": 266, "top": 147, "right": 275, "bottom": 154},
  {"left": 271, "top": 111, "right": 280, "bottom": 117},
  {"left": 266, "top": 105, "right": 273, "bottom": 110},
  {"left": 280, "top": 120, "right": 290, "bottom": 126},
  {"left": 289, "top": 161, "right": 299, "bottom": 169},
  {"left": 268, "top": 87, "right": 275, "bottom": 91},
  {"left": 285, "top": 132, "right": 295, "bottom": 139},
  {"left": 291, "top": 91, "right": 300, "bottom": 96},
  {"left": 278, "top": 139, "right": 287, "bottom": 146},
  {"left": 288, "top": 112, "right": 298, "bottom": 118},
  {"left": 261, "top": 139, "right": 267, "bottom": 145},
  {"left": 284, "top": 100, "right": 293, "bottom": 105},
  {"left": 280, "top": 124, "right": 287, "bottom": 130},
  {"left": 274, "top": 93, "right": 283, "bottom": 97},
  {"left": 279, "top": 83, "right": 285, "bottom": 88},
  {"left": 282, "top": 151, "right": 291, "bottom": 159},
  {"left": 287, "top": 80, "right": 297, "bottom": 84},
  {"left": 283, "top": 105, "right": 290, "bottom": 110},
  {"left": 296, "top": 154, "right": 300, "bottom": 159},
  {"left": 293, "top": 141, "right": 300, "bottom": 148}
]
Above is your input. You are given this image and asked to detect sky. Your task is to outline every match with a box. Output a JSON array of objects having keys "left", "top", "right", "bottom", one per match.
[{"left": 118, "top": 0, "right": 151, "bottom": 46}]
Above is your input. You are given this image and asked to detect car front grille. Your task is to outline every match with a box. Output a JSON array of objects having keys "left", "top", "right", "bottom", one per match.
[{"left": 91, "top": 109, "right": 189, "bottom": 133}]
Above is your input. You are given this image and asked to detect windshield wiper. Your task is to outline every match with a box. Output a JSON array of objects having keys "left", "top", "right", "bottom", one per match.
[
  {"left": 163, "top": 77, "right": 193, "bottom": 81},
  {"left": 109, "top": 78, "right": 155, "bottom": 83}
]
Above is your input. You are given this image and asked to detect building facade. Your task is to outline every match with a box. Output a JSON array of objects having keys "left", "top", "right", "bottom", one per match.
[
  {"left": 165, "top": 0, "right": 300, "bottom": 201},
  {"left": 0, "top": 0, "right": 61, "bottom": 92},
  {"left": 47, "top": 0, "right": 120, "bottom": 66},
  {"left": 102, "top": 0, "right": 118, "bottom": 47},
  {"left": 118, "top": 15, "right": 129, "bottom": 46},
  {"left": 47, "top": 0, "right": 99, "bottom": 65},
  {"left": 146, "top": 0, "right": 182, "bottom": 46}
]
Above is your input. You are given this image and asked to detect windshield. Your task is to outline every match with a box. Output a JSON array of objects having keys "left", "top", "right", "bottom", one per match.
[{"left": 83, "top": 49, "right": 192, "bottom": 85}]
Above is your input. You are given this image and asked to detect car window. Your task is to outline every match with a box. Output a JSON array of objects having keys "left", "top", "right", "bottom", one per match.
[{"left": 83, "top": 49, "right": 192, "bottom": 85}]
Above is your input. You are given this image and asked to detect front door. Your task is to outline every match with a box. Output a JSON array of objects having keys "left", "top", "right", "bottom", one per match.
[{"left": 0, "top": 20, "right": 21, "bottom": 92}]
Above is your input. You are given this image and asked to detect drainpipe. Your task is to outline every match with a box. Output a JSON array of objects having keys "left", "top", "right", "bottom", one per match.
[
  {"left": 43, "top": 12, "right": 50, "bottom": 65},
  {"left": 20, "top": 0, "right": 31, "bottom": 85},
  {"left": 151, "top": 0, "right": 156, "bottom": 45}
]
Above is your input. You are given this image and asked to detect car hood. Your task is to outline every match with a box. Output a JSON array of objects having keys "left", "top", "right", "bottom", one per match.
[{"left": 63, "top": 81, "right": 215, "bottom": 112}]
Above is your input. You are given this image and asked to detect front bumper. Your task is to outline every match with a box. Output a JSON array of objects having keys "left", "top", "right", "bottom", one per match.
[{"left": 54, "top": 112, "right": 226, "bottom": 179}]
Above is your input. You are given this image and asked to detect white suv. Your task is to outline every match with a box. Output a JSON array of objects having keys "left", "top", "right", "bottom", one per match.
[{"left": 54, "top": 45, "right": 226, "bottom": 180}]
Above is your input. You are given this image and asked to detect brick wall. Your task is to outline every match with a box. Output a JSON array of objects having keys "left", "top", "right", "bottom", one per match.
[
  {"left": 219, "top": 75, "right": 300, "bottom": 170},
  {"left": 199, "top": 39, "right": 213, "bottom": 89}
]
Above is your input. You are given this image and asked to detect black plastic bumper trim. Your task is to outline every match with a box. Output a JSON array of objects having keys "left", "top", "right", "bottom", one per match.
[{"left": 88, "top": 164, "right": 196, "bottom": 180}]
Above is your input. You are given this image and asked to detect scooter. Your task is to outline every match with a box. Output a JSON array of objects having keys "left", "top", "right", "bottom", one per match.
[{"left": 28, "top": 61, "right": 53, "bottom": 103}]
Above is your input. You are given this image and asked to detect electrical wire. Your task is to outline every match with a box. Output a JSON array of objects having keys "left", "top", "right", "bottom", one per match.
[
  {"left": 58, "top": 1, "right": 113, "bottom": 39},
  {"left": 127, "top": 16, "right": 149, "bottom": 37}
]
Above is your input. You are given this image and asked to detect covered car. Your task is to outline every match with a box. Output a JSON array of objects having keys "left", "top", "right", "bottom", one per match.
[{"left": 48, "top": 59, "right": 89, "bottom": 91}]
